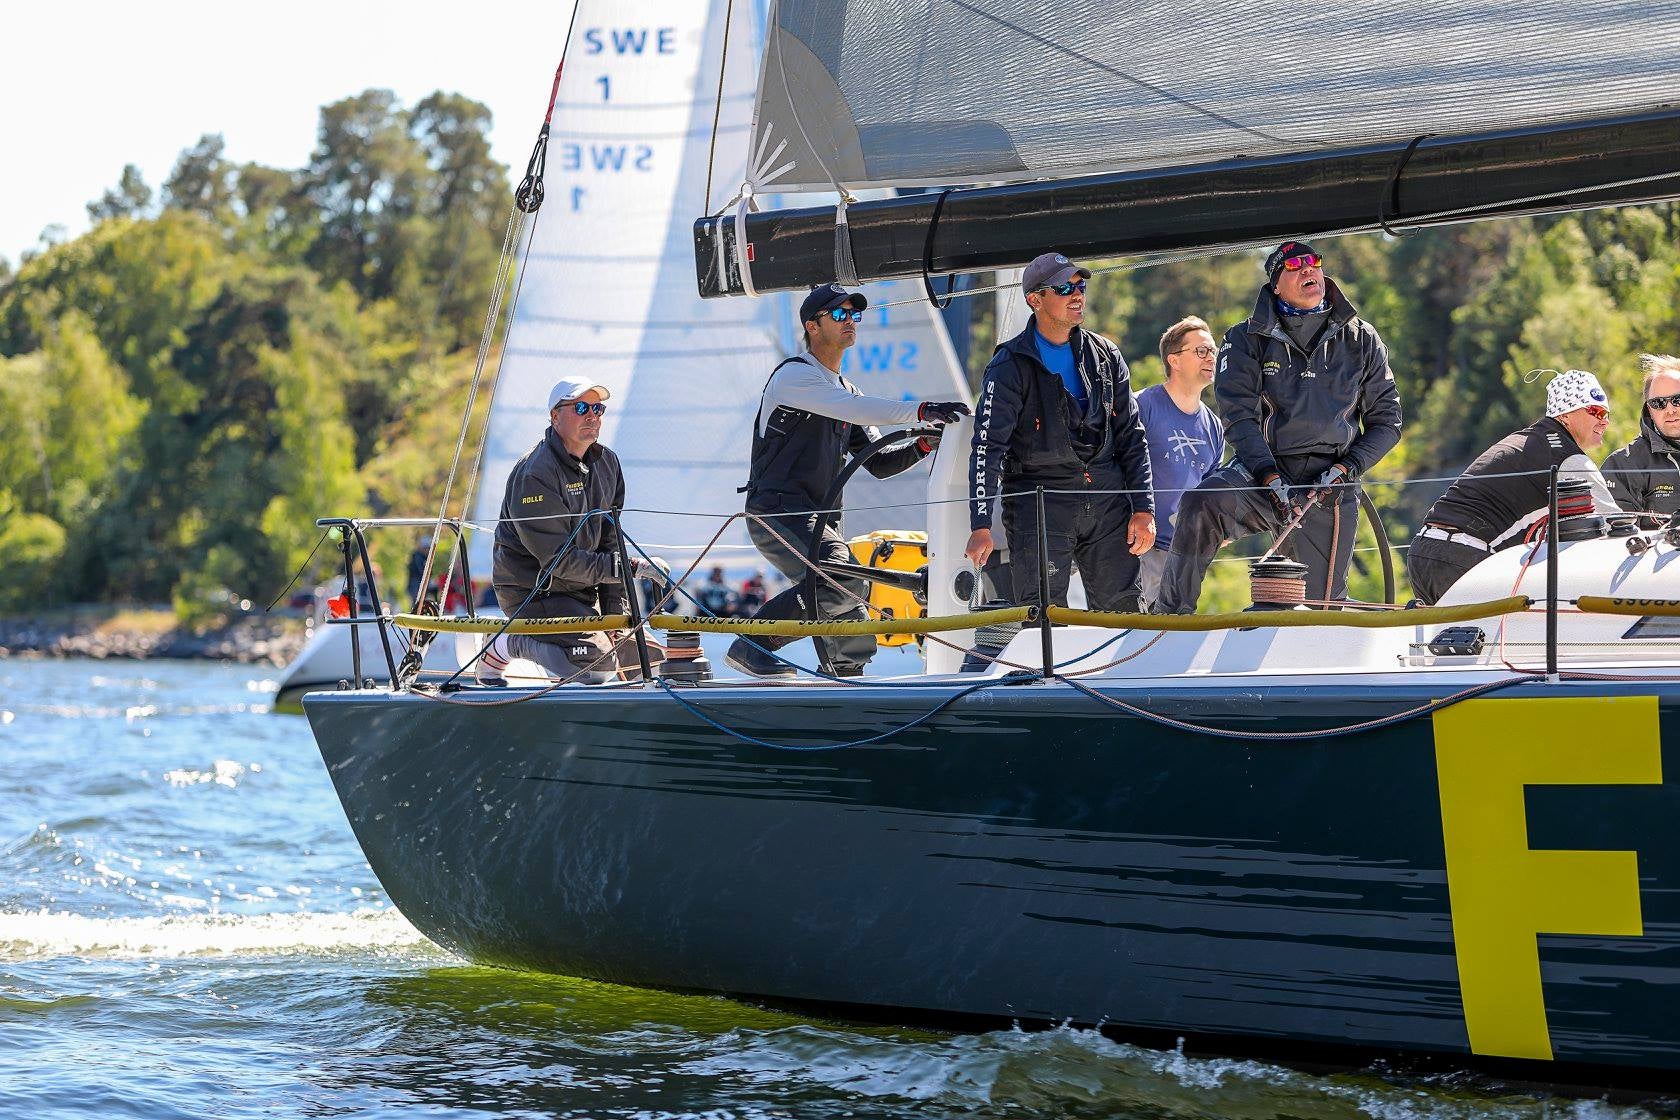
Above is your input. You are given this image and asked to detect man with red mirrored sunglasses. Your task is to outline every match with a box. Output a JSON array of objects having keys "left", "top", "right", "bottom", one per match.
[
  {"left": 1406, "top": 368, "right": 1620, "bottom": 604},
  {"left": 1604, "top": 353, "right": 1680, "bottom": 527},
  {"left": 1155, "top": 241, "right": 1403, "bottom": 613}
]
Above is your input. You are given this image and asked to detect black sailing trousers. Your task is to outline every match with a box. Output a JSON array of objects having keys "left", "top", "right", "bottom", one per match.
[
  {"left": 1155, "top": 458, "right": 1359, "bottom": 614},
  {"left": 1002, "top": 467, "right": 1141, "bottom": 612},
  {"left": 745, "top": 498, "right": 877, "bottom": 673},
  {"left": 1404, "top": 533, "right": 1489, "bottom": 605}
]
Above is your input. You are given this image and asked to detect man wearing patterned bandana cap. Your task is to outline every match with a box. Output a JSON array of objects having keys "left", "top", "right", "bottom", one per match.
[
  {"left": 1406, "top": 368, "right": 1620, "bottom": 605},
  {"left": 1155, "top": 241, "right": 1403, "bottom": 613}
]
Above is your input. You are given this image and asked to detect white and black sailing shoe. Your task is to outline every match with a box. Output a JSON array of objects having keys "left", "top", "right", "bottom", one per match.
[{"left": 475, "top": 635, "right": 510, "bottom": 687}]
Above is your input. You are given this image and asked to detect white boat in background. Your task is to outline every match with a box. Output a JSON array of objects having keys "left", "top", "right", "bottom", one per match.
[{"left": 273, "top": 1, "right": 971, "bottom": 710}]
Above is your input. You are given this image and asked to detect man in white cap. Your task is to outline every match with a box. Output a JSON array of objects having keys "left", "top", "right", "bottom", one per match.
[
  {"left": 483, "top": 375, "right": 644, "bottom": 684},
  {"left": 1406, "top": 368, "right": 1620, "bottom": 604}
]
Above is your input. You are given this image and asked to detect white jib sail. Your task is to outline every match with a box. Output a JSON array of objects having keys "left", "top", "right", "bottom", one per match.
[{"left": 469, "top": 0, "right": 969, "bottom": 578}]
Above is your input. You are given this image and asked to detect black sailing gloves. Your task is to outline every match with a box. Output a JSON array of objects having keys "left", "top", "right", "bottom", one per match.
[{"left": 918, "top": 401, "right": 972, "bottom": 425}]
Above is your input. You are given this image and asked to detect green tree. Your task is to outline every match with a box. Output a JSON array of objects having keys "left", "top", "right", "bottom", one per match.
[
  {"left": 163, "top": 133, "right": 237, "bottom": 221},
  {"left": 86, "top": 164, "right": 154, "bottom": 223}
]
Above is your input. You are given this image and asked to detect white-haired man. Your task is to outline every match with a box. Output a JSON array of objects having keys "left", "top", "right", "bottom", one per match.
[{"left": 1604, "top": 353, "right": 1680, "bottom": 526}]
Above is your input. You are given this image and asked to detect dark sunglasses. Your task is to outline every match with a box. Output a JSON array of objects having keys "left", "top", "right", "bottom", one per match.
[
  {"left": 1039, "top": 279, "right": 1087, "bottom": 297},
  {"left": 1281, "top": 253, "right": 1322, "bottom": 272},
  {"left": 1648, "top": 393, "right": 1680, "bottom": 412},
  {"left": 559, "top": 401, "right": 608, "bottom": 417},
  {"left": 825, "top": 307, "right": 864, "bottom": 323},
  {"left": 1173, "top": 345, "right": 1217, "bottom": 359}
]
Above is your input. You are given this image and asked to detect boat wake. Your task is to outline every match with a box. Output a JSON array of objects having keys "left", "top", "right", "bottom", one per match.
[
  {"left": 0, "top": 907, "right": 443, "bottom": 962},
  {"left": 684, "top": 1023, "right": 1674, "bottom": 1119}
]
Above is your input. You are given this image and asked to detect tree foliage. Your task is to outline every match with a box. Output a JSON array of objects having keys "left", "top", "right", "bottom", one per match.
[{"left": 0, "top": 89, "right": 507, "bottom": 622}]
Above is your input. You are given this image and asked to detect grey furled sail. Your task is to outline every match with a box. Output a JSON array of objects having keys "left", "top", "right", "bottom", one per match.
[{"left": 696, "top": 0, "right": 1680, "bottom": 297}]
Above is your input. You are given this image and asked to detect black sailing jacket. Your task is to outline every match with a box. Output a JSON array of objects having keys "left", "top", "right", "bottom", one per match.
[
  {"left": 1216, "top": 280, "right": 1402, "bottom": 485},
  {"left": 1603, "top": 411, "right": 1680, "bottom": 525},
  {"left": 967, "top": 319, "right": 1154, "bottom": 531},
  {"left": 493, "top": 428, "right": 626, "bottom": 611}
]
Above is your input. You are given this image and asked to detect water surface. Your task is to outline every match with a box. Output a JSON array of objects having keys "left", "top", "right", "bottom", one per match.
[{"left": 0, "top": 658, "right": 1673, "bottom": 1118}]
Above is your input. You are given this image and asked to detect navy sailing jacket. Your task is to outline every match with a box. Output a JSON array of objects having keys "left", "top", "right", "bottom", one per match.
[
  {"left": 1216, "top": 280, "right": 1402, "bottom": 485},
  {"left": 968, "top": 319, "right": 1154, "bottom": 532},
  {"left": 1603, "top": 411, "right": 1680, "bottom": 524}
]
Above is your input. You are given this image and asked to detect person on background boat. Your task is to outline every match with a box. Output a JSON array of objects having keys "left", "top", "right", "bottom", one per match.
[
  {"left": 1407, "top": 368, "right": 1620, "bottom": 605},
  {"left": 1155, "top": 241, "right": 1403, "bottom": 613},
  {"left": 964, "top": 252, "right": 1156, "bottom": 611},
  {"left": 1136, "top": 316, "right": 1224, "bottom": 610},
  {"left": 481, "top": 376, "right": 651, "bottom": 685},
  {"left": 727, "top": 284, "right": 972, "bottom": 679},
  {"left": 697, "top": 565, "right": 737, "bottom": 618},
  {"left": 1603, "top": 354, "right": 1680, "bottom": 526}
]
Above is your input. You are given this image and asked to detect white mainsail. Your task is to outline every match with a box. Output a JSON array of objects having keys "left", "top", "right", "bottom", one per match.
[{"left": 468, "top": 0, "right": 969, "bottom": 574}]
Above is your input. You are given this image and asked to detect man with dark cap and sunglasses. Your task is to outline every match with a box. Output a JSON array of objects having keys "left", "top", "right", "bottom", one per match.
[
  {"left": 727, "top": 283, "right": 972, "bottom": 678},
  {"left": 1604, "top": 354, "right": 1680, "bottom": 527},
  {"left": 1155, "top": 241, "right": 1403, "bottom": 613},
  {"left": 966, "top": 252, "right": 1156, "bottom": 612},
  {"left": 1406, "top": 368, "right": 1619, "bottom": 604}
]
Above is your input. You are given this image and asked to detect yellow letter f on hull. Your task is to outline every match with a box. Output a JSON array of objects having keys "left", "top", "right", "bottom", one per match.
[{"left": 1435, "top": 696, "right": 1661, "bottom": 1061}]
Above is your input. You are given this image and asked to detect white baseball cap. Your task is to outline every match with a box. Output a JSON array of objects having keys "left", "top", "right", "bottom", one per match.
[
  {"left": 547, "top": 376, "right": 612, "bottom": 411},
  {"left": 1546, "top": 369, "right": 1609, "bottom": 418}
]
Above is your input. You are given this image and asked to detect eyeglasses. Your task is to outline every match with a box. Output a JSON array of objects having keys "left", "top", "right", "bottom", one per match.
[
  {"left": 1280, "top": 253, "right": 1322, "bottom": 272},
  {"left": 825, "top": 307, "right": 864, "bottom": 323},
  {"left": 1038, "top": 279, "right": 1087, "bottom": 297},
  {"left": 1583, "top": 405, "right": 1609, "bottom": 420},
  {"left": 1173, "top": 345, "right": 1217, "bottom": 359},
  {"left": 1647, "top": 393, "right": 1680, "bottom": 412},
  {"left": 559, "top": 401, "right": 608, "bottom": 417}
]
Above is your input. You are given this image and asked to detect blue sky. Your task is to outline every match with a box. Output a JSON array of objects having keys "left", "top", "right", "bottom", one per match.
[{"left": 1, "top": 1, "right": 575, "bottom": 265}]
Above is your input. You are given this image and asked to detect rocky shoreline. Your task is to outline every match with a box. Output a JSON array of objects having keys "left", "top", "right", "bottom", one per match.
[{"left": 0, "top": 609, "right": 309, "bottom": 665}]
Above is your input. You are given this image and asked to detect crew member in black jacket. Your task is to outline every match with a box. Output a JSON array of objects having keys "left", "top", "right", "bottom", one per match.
[
  {"left": 1604, "top": 354, "right": 1680, "bottom": 525},
  {"left": 1155, "top": 241, "right": 1403, "bottom": 613},
  {"left": 727, "top": 284, "right": 971, "bottom": 679},
  {"left": 1408, "top": 368, "right": 1619, "bottom": 604},
  {"left": 965, "top": 252, "right": 1156, "bottom": 611},
  {"left": 484, "top": 375, "right": 650, "bottom": 685}
]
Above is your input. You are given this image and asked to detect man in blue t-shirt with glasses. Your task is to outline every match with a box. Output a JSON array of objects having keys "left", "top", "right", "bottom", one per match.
[
  {"left": 1136, "top": 316, "right": 1225, "bottom": 610},
  {"left": 966, "top": 252, "right": 1156, "bottom": 612}
]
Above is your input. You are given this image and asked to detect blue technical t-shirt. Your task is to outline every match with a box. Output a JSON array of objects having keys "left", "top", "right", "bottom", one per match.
[
  {"left": 1034, "top": 328, "right": 1087, "bottom": 412},
  {"left": 1136, "top": 384, "right": 1224, "bottom": 549}
]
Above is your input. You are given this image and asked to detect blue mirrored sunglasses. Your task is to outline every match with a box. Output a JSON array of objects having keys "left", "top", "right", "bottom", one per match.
[
  {"left": 1040, "top": 279, "right": 1087, "bottom": 297},
  {"left": 826, "top": 307, "right": 864, "bottom": 323},
  {"left": 559, "top": 401, "right": 608, "bottom": 417}
]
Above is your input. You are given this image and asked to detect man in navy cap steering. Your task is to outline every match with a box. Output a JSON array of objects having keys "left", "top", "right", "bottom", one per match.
[{"left": 728, "top": 284, "right": 972, "bottom": 678}]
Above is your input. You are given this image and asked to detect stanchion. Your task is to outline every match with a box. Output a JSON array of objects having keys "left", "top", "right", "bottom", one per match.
[
  {"left": 1546, "top": 464, "right": 1560, "bottom": 682},
  {"left": 339, "top": 529, "right": 362, "bottom": 686},
  {"left": 1036, "top": 486, "right": 1053, "bottom": 679},
  {"left": 612, "top": 513, "right": 656, "bottom": 685}
]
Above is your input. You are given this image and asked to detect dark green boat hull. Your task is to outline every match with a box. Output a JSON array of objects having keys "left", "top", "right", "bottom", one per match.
[{"left": 305, "top": 678, "right": 1680, "bottom": 1080}]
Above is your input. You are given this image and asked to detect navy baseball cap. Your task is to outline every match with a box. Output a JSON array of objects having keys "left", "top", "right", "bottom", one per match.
[
  {"left": 1022, "top": 252, "right": 1091, "bottom": 293},
  {"left": 799, "top": 283, "right": 868, "bottom": 323}
]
